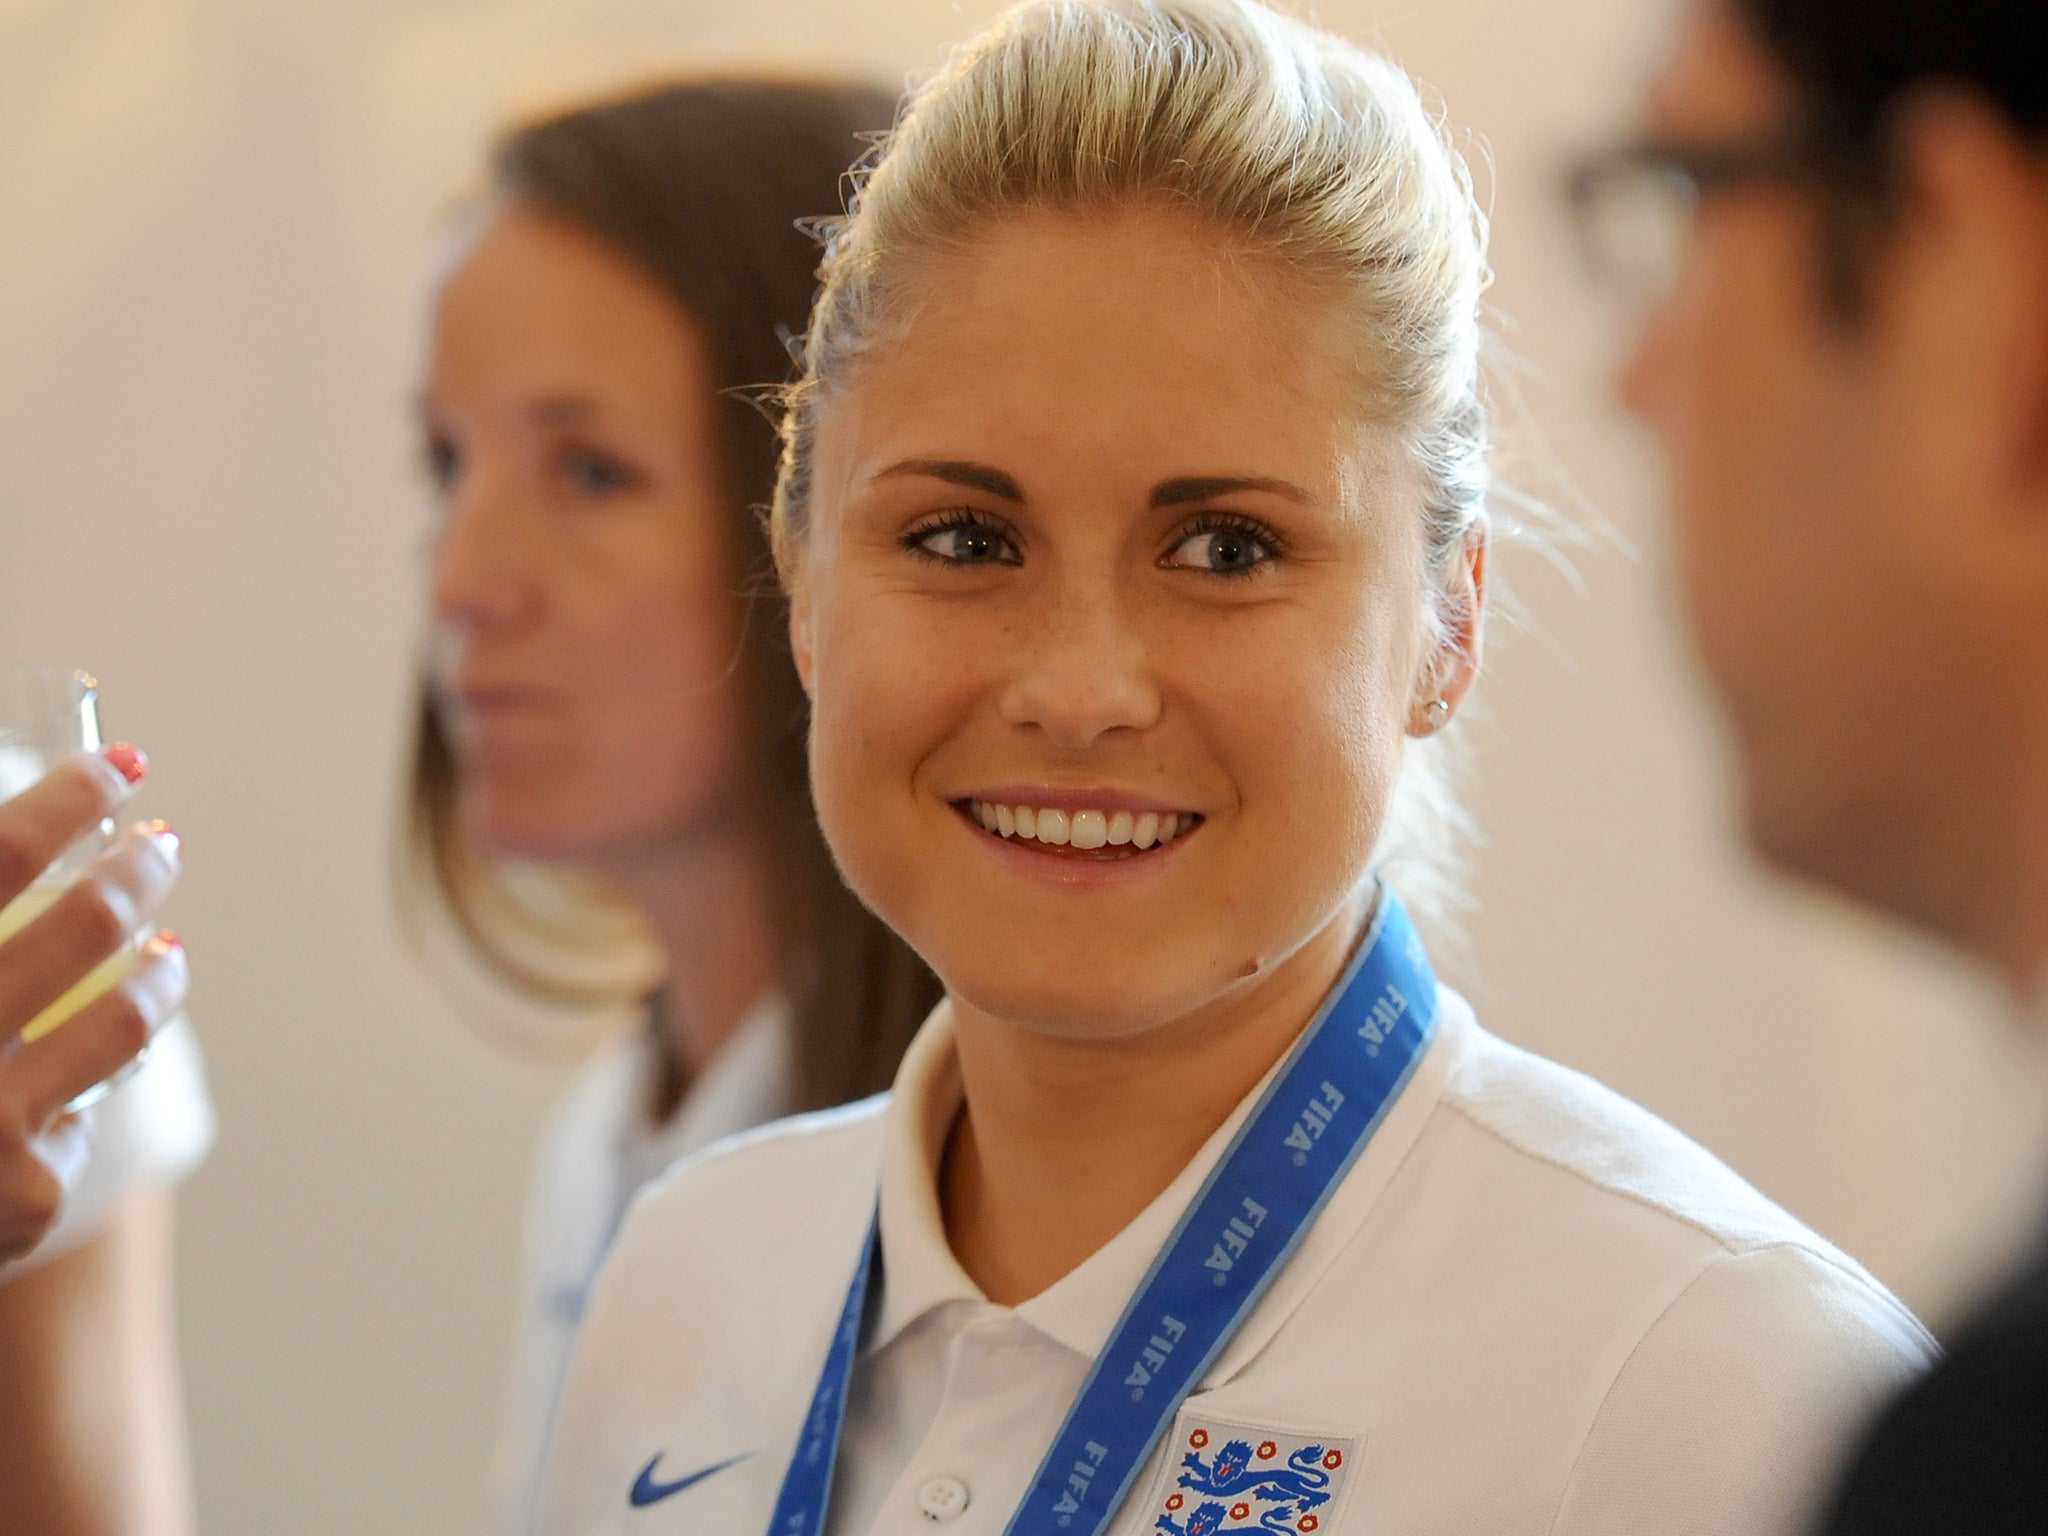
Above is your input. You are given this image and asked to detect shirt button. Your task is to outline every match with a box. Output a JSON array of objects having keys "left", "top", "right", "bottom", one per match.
[{"left": 917, "top": 1474, "right": 971, "bottom": 1522}]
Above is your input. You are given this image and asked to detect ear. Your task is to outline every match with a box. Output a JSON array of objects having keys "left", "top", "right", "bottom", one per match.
[
  {"left": 1885, "top": 93, "right": 2048, "bottom": 641},
  {"left": 1408, "top": 526, "right": 1488, "bottom": 737}
]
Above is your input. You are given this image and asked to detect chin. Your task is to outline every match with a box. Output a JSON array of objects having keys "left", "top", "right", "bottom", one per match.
[
  {"left": 938, "top": 960, "right": 1217, "bottom": 1044},
  {"left": 920, "top": 898, "right": 1303, "bottom": 1045},
  {"left": 456, "top": 783, "right": 598, "bottom": 865},
  {"left": 1736, "top": 738, "right": 1914, "bottom": 929}
]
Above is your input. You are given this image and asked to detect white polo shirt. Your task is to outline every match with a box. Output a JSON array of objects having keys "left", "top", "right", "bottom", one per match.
[
  {"left": 538, "top": 990, "right": 1933, "bottom": 1536},
  {"left": 492, "top": 997, "right": 793, "bottom": 1534}
]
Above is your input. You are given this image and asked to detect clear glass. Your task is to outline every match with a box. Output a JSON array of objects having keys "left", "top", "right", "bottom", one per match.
[{"left": 0, "top": 666, "right": 148, "bottom": 1110}]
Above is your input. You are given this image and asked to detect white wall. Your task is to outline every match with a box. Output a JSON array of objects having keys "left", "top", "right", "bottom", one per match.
[{"left": 2, "top": 2, "right": 2042, "bottom": 1533}]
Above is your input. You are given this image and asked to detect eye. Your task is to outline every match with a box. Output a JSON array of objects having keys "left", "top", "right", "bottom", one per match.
[
  {"left": 560, "top": 445, "right": 640, "bottom": 498},
  {"left": 903, "top": 510, "right": 1022, "bottom": 567},
  {"left": 1162, "top": 516, "right": 1280, "bottom": 576},
  {"left": 421, "top": 434, "right": 459, "bottom": 492}
]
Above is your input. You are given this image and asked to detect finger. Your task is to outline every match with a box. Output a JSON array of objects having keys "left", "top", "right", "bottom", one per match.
[
  {"left": 4, "top": 933, "right": 186, "bottom": 1129},
  {"left": 0, "top": 745, "right": 148, "bottom": 909},
  {"left": 0, "top": 1148, "right": 64, "bottom": 1263},
  {"left": 30, "top": 1109, "right": 94, "bottom": 1194},
  {"left": 0, "top": 820, "right": 181, "bottom": 1041}
]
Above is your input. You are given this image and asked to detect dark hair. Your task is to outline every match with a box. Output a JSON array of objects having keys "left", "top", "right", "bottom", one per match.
[
  {"left": 1730, "top": 0, "right": 2044, "bottom": 313},
  {"left": 1736, "top": 0, "right": 2046, "bottom": 166},
  {"left": 404, "top": 77, "right": 942, "bottom": 1114}
]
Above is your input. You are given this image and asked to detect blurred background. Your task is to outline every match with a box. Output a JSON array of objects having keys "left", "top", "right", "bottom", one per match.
[{"left": 3, "top": 1, "right": 2045, "bottom": 1532}]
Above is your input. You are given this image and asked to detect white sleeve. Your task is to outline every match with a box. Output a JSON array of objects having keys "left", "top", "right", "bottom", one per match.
[
  {"left": 1549, "top": 1243, "right": 1937, "bottom": 1536},
  {"left": 14, "top": 1013, "right": 216, "bottom": 1274}
]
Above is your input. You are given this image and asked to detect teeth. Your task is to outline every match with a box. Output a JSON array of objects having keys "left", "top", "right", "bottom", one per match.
[{"left": 966, "top": 800, "right": 1194, "bottom": 852}]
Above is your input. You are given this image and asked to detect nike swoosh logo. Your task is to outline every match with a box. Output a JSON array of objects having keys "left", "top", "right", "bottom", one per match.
[{"left": 628, "top": 1449, "right": 753, "bottom": 1509}]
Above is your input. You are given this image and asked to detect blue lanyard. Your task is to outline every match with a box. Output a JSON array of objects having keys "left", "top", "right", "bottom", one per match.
[{"left": 765, "top": 890, "right": 1438, "bottom": 1536}]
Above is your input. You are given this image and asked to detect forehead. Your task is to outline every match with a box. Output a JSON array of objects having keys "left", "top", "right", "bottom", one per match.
[
  {"left": 817, "top": 204, "right": 1401, "bottom": 496},
  {"left": 1641, "top": 0, "right": 1796, "bottom": 135},
  {"left": 426, "top": 203, "right": 704, "bottom": 403}
]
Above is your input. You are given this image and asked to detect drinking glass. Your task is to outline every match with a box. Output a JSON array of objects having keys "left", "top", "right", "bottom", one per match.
[{"left": 0, "top": 666, "right": 150, "bottom": 1109}]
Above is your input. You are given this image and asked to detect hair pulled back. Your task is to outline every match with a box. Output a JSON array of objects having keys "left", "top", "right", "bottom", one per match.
[{"left": 771, "top": 0, "right": 1494, "bottom": 922}]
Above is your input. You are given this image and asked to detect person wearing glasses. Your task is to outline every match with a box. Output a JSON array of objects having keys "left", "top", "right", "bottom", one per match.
[
  {"left": 0, "top": 746, "right": 208, "bottom": 1536},
  {"left": 535, "top": 4, "right": 1932, "bottom": 1533},
  {"left": 1576, "top": 0, "right": 2047, "bottom": 1529}
]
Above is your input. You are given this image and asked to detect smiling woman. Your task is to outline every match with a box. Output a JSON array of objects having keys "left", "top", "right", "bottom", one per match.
[{"left": 536, "top": 6, "right": 1935, "bottom": 1536}]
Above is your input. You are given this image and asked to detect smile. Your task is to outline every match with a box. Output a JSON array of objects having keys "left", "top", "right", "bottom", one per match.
[{"left": 959, "top": 799, "right": 1200, "bottom": 855}]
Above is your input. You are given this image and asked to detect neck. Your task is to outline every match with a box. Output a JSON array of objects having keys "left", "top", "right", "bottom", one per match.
[
  {"left": 1962, "top": 746, "right": 2048, "bottom": 1019},
  {"left": 939, "top": 892, "right": 1370, "bottom": 1306},
  {"left": 595, "top": 828, "right": 779, "bottom": 1122},
  {"left": 2005, "top": 872, "right": 2048, "bottom": 1024}
]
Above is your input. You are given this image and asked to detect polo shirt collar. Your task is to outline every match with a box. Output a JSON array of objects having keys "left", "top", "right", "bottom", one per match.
[{"left": 868, "top": 985, "right": 1472, "bottom": 1388}]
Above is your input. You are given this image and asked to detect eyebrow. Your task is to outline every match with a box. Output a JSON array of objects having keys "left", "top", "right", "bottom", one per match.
[
  {"left": 872, "top": 461, "right": 1309, "bottom": 508},
  {"left": 529, "top": 396, "right": 604, "bottom": 429},
  {"left": 1149, "top": 475, "right": 1309, "bottom": 508},
  {"left": 874, "top": 459, "right": 1024, "bottom": 501},
  {"left": 411, "top": 392, "right": 607, "bottom": 430}
]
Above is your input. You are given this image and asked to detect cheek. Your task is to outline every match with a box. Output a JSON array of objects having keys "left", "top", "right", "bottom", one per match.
[
  {"left": 1156, "top": 586, "right": 1417, "bottom": 980},
  {"left": 802, "top": 582, "right": 982, "bottom": 887},
  {"left": 565, "top": 550, "right": 748, "bottom": 811},
  {"left": 1215, "top": 603, "right": 1409, "bottom": 860},
  {"left": 1656, "top": 231, "right": 1834, "bottom": 671}
]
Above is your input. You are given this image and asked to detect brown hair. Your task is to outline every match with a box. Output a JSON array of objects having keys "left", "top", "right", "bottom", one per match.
[{"left": 401, "top": 76, "right": 940, "bottom": 1113}]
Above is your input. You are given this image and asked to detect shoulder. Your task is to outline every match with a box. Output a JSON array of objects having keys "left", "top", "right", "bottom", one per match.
[
  {"left": 1818, "top": 1249, "right": 2048, "bottom": 1536},
  {"left": 1442, "top": 1017, "right": 1910, "bottom": 1292},
  {"left": 1424, "top": 1016, "right": 1934, "bottom": 1534},
  {"left": 600, "top": 1091, "right": 890, "bottom": 1296},
  {"left": 541, "top": 1096, "right": 888, "bottom": 1513},
  {"left": 1437, "top": 1014, "right": 1930, "bottom": 1360}
]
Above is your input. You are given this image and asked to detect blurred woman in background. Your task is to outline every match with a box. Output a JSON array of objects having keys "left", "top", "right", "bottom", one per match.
[{"left": 403, "top": 77, "right": 938, "bottom": 1528}]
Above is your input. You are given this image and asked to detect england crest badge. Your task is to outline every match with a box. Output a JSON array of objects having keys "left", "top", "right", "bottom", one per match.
[{"left": 1145, "top": 1414, "right": 1359, "bottom": 1535}]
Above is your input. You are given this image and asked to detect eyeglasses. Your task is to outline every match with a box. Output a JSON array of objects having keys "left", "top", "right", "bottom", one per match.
[{"left": 1562, "top": 129, "right": 1837, "bottom": 304}]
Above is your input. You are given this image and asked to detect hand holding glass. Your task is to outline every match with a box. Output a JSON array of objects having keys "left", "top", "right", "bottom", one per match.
[{"left": 0, "top": 669, "right": 184, "bottom": 1110}]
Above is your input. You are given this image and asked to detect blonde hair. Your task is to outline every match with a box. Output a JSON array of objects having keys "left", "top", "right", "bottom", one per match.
[{"left": 771, "top": 0, "right": 1493, "bottom": 928}]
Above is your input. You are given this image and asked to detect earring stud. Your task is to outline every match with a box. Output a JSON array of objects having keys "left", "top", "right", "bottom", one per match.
[{"left": 1422, "top": 698, "right": 1450, "bottom": 730}]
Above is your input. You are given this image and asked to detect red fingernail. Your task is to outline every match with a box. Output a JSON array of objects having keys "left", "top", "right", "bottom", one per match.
[
  {"left": 144, "top": 819, "right": 180, "bottom": 857},
  {"left": 155, "top": 929, "right": 184, "bottom": 951},
  {"left": 102, "top": 743, "right": 148, "bottom": 785}
]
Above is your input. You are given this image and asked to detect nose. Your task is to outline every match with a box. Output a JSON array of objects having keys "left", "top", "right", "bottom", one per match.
[
  {"left": 997, "top": 571, "right": 1161, "bottom": 752},
  {"left": 426, "top": 468, "right": 543, "bottom": 636}
]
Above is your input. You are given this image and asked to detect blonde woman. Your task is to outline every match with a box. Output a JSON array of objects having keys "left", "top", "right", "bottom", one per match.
[{"left": 537, "top": 4, "right": 1932, "bottom": 1533}]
